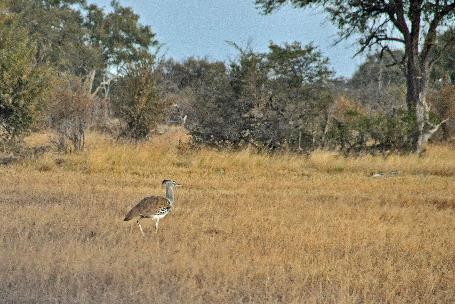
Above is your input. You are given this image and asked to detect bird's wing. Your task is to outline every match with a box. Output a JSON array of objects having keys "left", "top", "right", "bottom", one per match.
[{"left": 124, "top": 196, "right": 169, "bottom": 221}]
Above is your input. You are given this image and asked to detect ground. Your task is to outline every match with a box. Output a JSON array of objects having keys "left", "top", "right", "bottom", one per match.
[{"left": 1, "top": 128, "right": 454, "bottom": 303}]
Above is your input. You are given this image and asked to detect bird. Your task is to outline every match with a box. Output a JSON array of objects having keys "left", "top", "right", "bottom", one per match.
[{"left": 124, "top": 179, "right": 182, "bottom": 236}]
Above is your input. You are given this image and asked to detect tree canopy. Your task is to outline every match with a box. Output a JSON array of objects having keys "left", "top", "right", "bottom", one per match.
[
  {"left": 256, "top": 0, "right": 455, "bottom": 152},
  {"left": 0, "top": 0, "right": 159, "bottom": 148},
  {"left": 7, "top": 0, "right": 158, "bottom": 76}
]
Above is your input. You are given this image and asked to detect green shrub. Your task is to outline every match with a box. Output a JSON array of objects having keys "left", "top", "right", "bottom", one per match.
[
  {"left": 0, "top": 16, "right": 50, "bottom": 151},
  {"left": 111, "top": 60, "right": 165, "bottom": 140}
]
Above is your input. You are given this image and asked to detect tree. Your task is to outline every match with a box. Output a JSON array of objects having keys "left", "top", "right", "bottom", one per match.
[
  {"left": 3, "top": 0, "right": 159, "bottom": 139},
  {"left": 6, "top": 0, "right": 99, "bottom": 76},
  {"left": 431, "top": 28, "right": 455, "bottom": 84},
  {"left": 250, "top": 42, "right": 334, "bottom": 150},
  {"left": 0, "top": 15, "right": 50, "bottom": 151},
  {"left": 256, "top": 0, "right": 455, "bottom": 153},
  {"left": 7, "top": 0, "right": 158, "bottom": 75},
  {"left": 159, "top": 42, "right": 334, "bottom": 151},
  {"left": 351, "top": 51, "right": 406, "bottom": 90},
  {"left": 180, "top": 58, "right": 247, "bottom": 146},
  {"left": 266, "top": 42, "right": 332, "bottom": 85},
  {"left": 111, "top": 60, "right": 165, "bottom": 140},
  {"left": 84, "top": 0, "right": 158, "bottom": 70},
  {"left": 349, "top": 51, "right": 407, "bottom": 111}
]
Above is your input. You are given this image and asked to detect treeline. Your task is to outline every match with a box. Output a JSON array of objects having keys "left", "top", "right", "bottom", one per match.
[
  {"left": 159, "top": 39, "right": 455, "bottom": 154},
  {"left": 1, "top": 0, "right": 454, "bottom": 155}
]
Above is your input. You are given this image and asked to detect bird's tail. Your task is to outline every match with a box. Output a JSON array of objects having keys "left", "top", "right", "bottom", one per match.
[{"left": 123, "top": 207, "right": 138, "bottom": 221}]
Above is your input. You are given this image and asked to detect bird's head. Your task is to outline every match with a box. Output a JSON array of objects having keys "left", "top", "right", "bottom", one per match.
[{"left": 162, "top": 179, "right": 182, "bottom": 188}]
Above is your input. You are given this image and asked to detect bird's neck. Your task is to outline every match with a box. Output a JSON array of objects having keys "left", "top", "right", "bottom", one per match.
[{"left": 165, "top": 186, "right": 174, "bottom": 206}]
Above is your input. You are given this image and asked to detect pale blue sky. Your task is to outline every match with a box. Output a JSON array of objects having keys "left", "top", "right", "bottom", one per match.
[{"left": 90, "top": 0, "right": 364, "bottom": 77}]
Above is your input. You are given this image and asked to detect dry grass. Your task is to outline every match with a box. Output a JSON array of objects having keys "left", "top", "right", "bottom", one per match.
[{"left": 1, "top": 127, "right": 455, "bottom": 303}]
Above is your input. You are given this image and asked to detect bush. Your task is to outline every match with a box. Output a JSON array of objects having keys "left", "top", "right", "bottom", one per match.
[
  {"left": 427, "top": 85, "right": 455, "bottom": 141},
  {"left": 48, "top": 75, "right": 95, "bottom": 152},
  {"left": 325, "top": 97, "right": 415, "bottom": 154},
  {"left": 111, "top": 60, "right": 165, "bottom": 140},
  {"left": 164, "top": 43, "right": 335, "bottom": 152},
  {"left": 325, "top": 97, "right": 371, "bottom": 153},
  {"left": 0, "top": 16, "right": 50, "bottom": 151}
]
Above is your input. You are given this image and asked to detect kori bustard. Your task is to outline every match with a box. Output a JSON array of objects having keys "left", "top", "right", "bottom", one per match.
[{"left": 124, "top": 179, "right": 182, "bottom": 236}]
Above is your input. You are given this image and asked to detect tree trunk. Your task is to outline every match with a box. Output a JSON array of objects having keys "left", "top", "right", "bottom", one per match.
[
  {"left": 403, "top": 7, "right": 450, "bottom": 154},
  {"left": 408, "top": 67, "right": 447, "bottom": 154},
  {"left": 405, "top": 52, "right": 423, "bottom": 152},
  {"left": 404, "top": 33, "right": 440, "bottom": 154},
  {"left": 415, "top": 91, "right": 430, "bottom": 154},
  {"left": 441, "top": 123, "right": 449, "bottom": 141}
]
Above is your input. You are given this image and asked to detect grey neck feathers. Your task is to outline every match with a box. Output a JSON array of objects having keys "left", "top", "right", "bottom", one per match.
[{"left": 165, "top": 184, "right": 174, "bottom": 206}]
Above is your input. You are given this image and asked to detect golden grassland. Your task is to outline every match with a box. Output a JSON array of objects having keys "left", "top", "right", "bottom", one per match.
[{"left": 1, "top": 127, "right": 455, "bottom": 303}]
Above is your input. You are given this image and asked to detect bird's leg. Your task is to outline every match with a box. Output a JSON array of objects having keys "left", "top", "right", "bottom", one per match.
[
  {"left": 155, "top": 219, "right": 159, "bottom": 233},
  {"left": 137, "top": 218, "right": 145, "bottom": 237}
]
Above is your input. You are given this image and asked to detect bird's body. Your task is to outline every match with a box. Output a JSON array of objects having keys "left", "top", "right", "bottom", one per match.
[
  {"left": 123, "top": 196, "right": 171, "bottom": 221},
  {"left": 124, "top": 180, "right": 181, "bottom": 235}
]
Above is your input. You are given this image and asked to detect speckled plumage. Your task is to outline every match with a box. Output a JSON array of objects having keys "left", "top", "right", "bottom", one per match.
[
  {"left": 123, "top": 179, "right": 181, "bottom": 235},
  {"left": 123, "top": 196, "right": 170, "bottom": 221}
]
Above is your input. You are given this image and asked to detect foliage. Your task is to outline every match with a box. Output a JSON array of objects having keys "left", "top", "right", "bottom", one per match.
[
  {"left": 7, "top": 0, "right": 157, "bottom": 76},
  {"left": 348, "top": 51, "right": 407, "bottom": 111},
  {"left": 48, "top": 75, "right": 95, "bottom": 152},
  {"left": 350, "top": 51, "right": 405, "bottom": 90},
  {"left": 7, "top": 0, "right": 99, "bottom": 76},
  {"left": 256, "top": 0, "right": 455, "bottom": 152},
  {"left": 429, "top": 85, "right": 455, "bottom": 120},
  {"left": 84, "top": 0, "right": 158, "bottom": 69},
  {"left": 160, "top": 42, "right": 334, "bottom": 151},
  {"left": 325, "top": 97, "right": 415, "bottom": 154},
  {"left": 246, "top": 42, "right": 333, "bottom": 151},
  {"left": 0, "top": 16, "right": 50, "bottom": 151},
  {"left": 427, "top": 85, "right": 455, "bottom": 141},
  {"left": 1, "top": 0, "right": 159, "bottom": 147},
  {"left": 266, "top": 42, "right": 332, "bottom": 85},
  {"left": 111, "top": 60, "right": 165, "bottom": 140},
  {"left": 431, "top": 29, "right": 455, "bottom": 84}
]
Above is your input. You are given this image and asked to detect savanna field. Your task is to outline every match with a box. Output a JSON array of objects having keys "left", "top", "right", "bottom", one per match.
[{"left": 1, "top": 128, "right": 455, "bottom": 303}]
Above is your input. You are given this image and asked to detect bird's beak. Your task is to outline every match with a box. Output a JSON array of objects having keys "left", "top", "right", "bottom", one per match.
[{"left": 176, "top": 183, "right": 182, "bottom": 187}]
